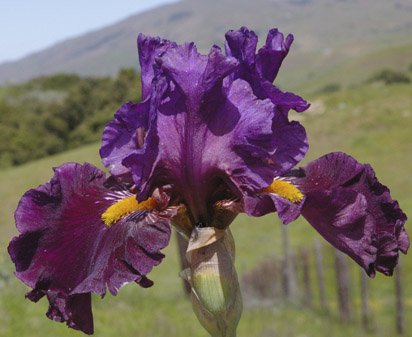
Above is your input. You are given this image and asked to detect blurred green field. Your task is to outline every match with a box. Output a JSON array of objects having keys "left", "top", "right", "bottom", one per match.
[{"left": 0, "top": 80, "right": 411, "bottom": 337}]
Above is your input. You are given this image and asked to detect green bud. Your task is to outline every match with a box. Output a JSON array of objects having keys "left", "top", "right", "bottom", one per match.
[{"left": 181, "top": 228, "right": 242, "bottom": 337}]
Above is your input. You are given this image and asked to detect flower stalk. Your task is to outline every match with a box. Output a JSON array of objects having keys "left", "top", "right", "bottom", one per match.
[{"left": 180, "top": 227, "right": 242, "bottom": 337}]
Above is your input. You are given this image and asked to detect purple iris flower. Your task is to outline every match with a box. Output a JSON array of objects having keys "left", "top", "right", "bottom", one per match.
[{"left": 8, "top": 27, "right": 408, "bottom": 335}]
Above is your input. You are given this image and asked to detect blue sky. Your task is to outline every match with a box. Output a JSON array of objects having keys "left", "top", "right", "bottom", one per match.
[{"left": 0, "top": 0, "right": 178, "bottom": 64}]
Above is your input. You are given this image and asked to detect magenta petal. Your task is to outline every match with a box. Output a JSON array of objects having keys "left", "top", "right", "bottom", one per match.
[
  {"left": 24, "top": 287, "right": 93, "bottom": 334},
  {"left": 296, "top": 152, "right": 409, "bottom": 276},
  {"left": 8, "top": 163, "right": 173, "bottom": 333}
]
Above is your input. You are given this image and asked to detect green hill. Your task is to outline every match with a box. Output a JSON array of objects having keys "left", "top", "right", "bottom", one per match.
[
  {"left": 0, "top": 80, "right": 411, "bottom": 337},
  {"left": 1, "top": 0, "right": 412, "bottom": 86}
]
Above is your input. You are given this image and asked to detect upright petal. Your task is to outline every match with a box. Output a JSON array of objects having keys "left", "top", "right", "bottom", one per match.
[
  {"left": 225, "top": 27, "right": 258, "bottom": 70},
  {"left": 102, "top": 29, "right": 309, "bottom": 227},
  {"left": 100, "top": 35, "right": 176, "bottom": 177},
  {"left": 225, "top": 27, "right": 310, "bottom": 114},
  {"left": 294, "top": 152, "right": 409, "bottom": 276},
  {"left": 138, "top": 34, "right": 176, "bottom": 100},
  {"left": 100, "top": 100, "right": 149, "bottom": 177},
  {"left": 121, "top": 38, "right": 309, "bottom": 225},
  {"left": 8, "top": 163, "right": 174, "bottom": 333},
  {"left": 255, "top": 28, "right": 294, "bottom": 83},
  {"left": 157, "top": 43, "right": 238, "bottom": 105}
]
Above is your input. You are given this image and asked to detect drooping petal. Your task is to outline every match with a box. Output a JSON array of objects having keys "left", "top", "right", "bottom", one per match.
[
  {"left": 8, "top": 163, "right": 174, "bottom": 334},
  {"left": 294, "top": 152, "right": 409, "bottom": 276}
]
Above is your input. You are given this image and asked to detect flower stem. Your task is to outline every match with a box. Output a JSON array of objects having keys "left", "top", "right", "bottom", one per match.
[{"left": 180, "top": 228, "right": 242, "bottom": 337}]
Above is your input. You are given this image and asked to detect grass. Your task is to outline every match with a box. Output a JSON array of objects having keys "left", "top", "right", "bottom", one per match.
[
  {"left": 0, "top": 80, "right": 411, "bottom": 336},
  {"left": 281, "top": 38, "right": 412, "bottom": 95}
]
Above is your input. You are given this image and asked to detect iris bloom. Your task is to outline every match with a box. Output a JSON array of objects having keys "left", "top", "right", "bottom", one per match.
[{"left": 9, "top": 27, "right": 408, "bottom": 336}]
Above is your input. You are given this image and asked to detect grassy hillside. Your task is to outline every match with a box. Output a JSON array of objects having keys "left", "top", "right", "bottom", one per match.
[
  {"left": 0, "top": 79, "right": 411, "bottom": 336},
  {"left": 286, "top": 41, "right": 412, "bottom": 94}
]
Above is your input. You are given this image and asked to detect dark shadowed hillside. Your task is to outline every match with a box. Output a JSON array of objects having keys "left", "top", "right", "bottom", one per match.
[{"left": 1, "top": 0, "right": 412, "bottom": 88}]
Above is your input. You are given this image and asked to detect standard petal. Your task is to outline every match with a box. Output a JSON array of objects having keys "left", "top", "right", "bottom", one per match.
[
  {"left": 138, "top": 33, "right": 176, "bottom": 100},
  {"left": 100, "top": 35, "right": 176, "bottom": 177},
  {"left": 100, "top": 100, "right": 149, "bottom": 177},
  {"left": 224, "top": 27, "right": 310, "bottom": 114},
  {"left": 295, "top": 152, "right": 409, "bottom": 276},
  {"left": 104, "top": 28, "right": 309, "bottom": 227},
  {"left": 157, "top": 43, "right": 238, "bottom": 104},
  {"left": 255, "top": 28, "right": 293, "bottom": 83},
  {"left": 225, "top": 27, "right": 258, "bottom": 69},
  {"left": 8, "top": 163, "right": 173, "bottom": 333}
]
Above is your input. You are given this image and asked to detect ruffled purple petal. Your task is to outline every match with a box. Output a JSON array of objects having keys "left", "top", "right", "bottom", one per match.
[
  {"left": 255, "top": 28, "right": 294, "bottom": 83},
  {"left": 271, "top": 113, "right": 308, "bottom": 174},
  {"left": 259, "top": 82, "right": 311, "bottom": 114},
  {"left": 224, "top": 27, "right": 258, "bottom": 69},
  {"left": 138, "top": 34, "right": 176, "bottom": 100},
  {"left": 120, "top": 38, "right": 309, "bottom": 225},
  {"left": 125, "top": 72, "right": 279, "bottom": 221},
  {"left": 8, "top": 163, "right": 174, "bottom": 333},
  {"left": 100, "top": 35, "right": 176, "bottom": 177},
  {"left": 224, "top": 27, "right": 310, "bottom": 114},
  {"left": 101, "top": 28, "right": 309, "bottom": 226},
  {"left": 100, "top": 100, "right": 149, "bottom": 177},
  {"left": 294, "top": 152, "right": 409, "bottom": 276},
  {"left": 157, "top": 43, "right": 238, "bottom": 102}
]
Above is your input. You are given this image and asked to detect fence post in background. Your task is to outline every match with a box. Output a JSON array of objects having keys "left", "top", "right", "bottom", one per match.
[
  {"left": 176, "top": 232, "right": 191, "bottom": 296},
  {"left": 395, "top": 259, "right": 405, "bottom": 335},
  {"left": 300, "top": 248, "right": 312, "bottom": 307},
  {"left": 281, "top": 224, "right": 298, "bottom": 302},
  {"left": 360, "top": 270, "right": 372, "bottom": 332},
  {"left": 314, "top": 239, "right": 327, "bottom": 310},
  {"left": 334, "top": 250, "right": 351, "bottom": 322}
]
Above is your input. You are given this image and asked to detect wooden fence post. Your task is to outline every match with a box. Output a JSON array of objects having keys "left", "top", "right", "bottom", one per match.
[
  {"left": 395, "top": 259, "right": 405, "bottom": 335},
  {"left": 360, "top": 270, "right": 372, "bottom": 331},
  {"left": 281, "top": 224, "right": 298, "bottom": 302},
  {"left": 300, "top": 248, "right": 312, "bottom": 307},
  {"left": 314, "top": 239, "right": 327, "bottom": 310},
  {"left": 334, "top": 250, "right": 351, "bottom": 322}
]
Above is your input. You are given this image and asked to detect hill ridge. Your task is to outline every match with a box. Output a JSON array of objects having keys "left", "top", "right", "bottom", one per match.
[{"left": 1, "top": 0, "right": 412, "bottom": 84}]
